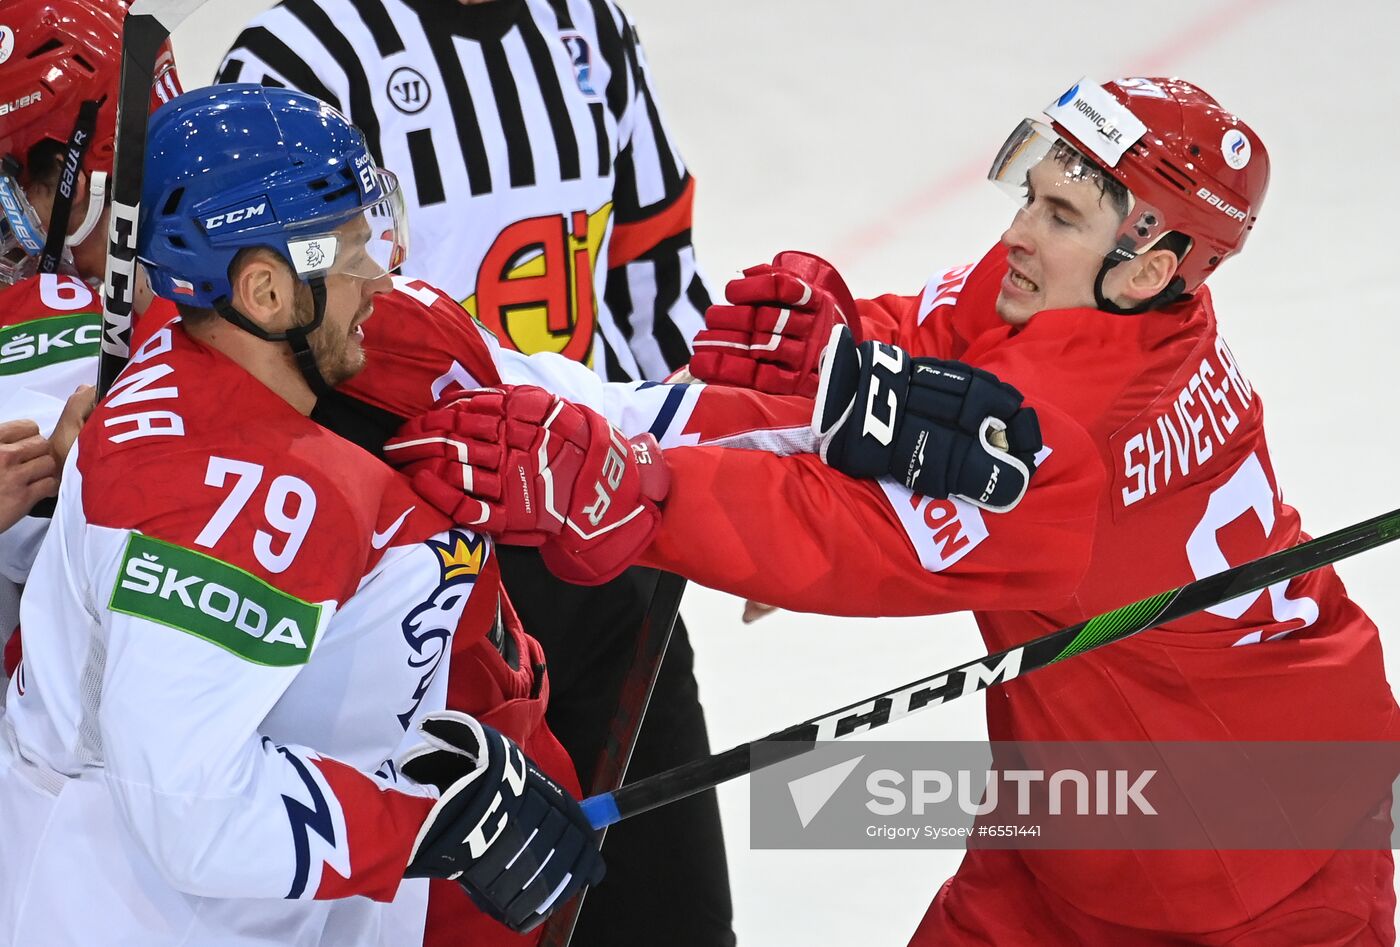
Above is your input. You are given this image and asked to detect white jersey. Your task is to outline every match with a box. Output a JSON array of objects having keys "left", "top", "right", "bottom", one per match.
[
  {"left": 0, "top": 322, "right": 532, "bottom": 946},
  {"left": 0, "top": 273, "right": 104, "bottom": 686},
  {"left": 0, "top": 265, "right": 816, "bottom": 943},
  {"left": 219, "top": 0, "right": 710, "bottom": 382}
]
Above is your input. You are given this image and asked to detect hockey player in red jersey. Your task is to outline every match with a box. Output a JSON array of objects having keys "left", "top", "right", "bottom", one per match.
[
  {"left": 0, "top": 0, "right": 181, "bottom": 675},
  {"left": 396, "top": 78, "right": 1400, "bottom": 944},
  {"left": 680, "top": 76, "right": 1399, "bottom": 945}
]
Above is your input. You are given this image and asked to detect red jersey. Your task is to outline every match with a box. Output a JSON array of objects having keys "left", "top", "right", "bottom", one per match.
[{"left": 640, "top": 245, "right": 1398, "bottom": 932}]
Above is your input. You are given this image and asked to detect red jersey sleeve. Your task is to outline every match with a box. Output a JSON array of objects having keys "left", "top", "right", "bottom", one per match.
[
  {"left": 641, "top": 401, "right": 1103, "bottom": 618},
  {"left": 855, "top": 250, "right": 1011, "bottom": 359}
]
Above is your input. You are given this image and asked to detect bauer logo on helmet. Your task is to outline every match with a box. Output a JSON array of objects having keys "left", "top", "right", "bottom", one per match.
[{"left": 0, "top": 91, "right": 41, "bottom": 117}]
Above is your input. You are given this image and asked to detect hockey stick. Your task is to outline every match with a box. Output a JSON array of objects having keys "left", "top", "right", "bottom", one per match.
[
  {"left": 579, "top": 505, "right": 1400, "bottom": 830},
  {"left": 538, "top": 570, "right": 688, "bottom": 947},
  {"left": 97, "top": 0, "right": 207, "bottom": 396}
]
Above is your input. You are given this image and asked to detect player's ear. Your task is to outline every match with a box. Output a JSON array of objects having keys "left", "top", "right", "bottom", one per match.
[
  {"left": 229, "top": 249, "right": 297, "bottom": 329},
  {"left": 1114, "top": 248, "right": 1180, "bottom": 305}
]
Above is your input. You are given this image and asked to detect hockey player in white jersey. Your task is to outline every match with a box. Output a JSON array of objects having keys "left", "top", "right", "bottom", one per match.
[
  {"left": 0, "top": 85, "right": 606, "bottom": 946},
  {"left": 0, "top": 0, "right": 179, "bottom": 672}
]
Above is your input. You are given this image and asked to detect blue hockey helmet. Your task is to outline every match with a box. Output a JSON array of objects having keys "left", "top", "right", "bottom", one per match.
[
  {"left": 139, "top": 84, "right": 407, "bottom": 308},
  {"left": 138, "top": 84, "right": 407, "bottom": 393}
]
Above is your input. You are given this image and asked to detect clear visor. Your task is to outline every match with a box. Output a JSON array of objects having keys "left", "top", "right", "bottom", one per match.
[
  {"left": 988, "top": 119, "right": 1172, "bottom": 264},
  {"left": 283, "top": 168, "right": 409, "bottom": 282}
]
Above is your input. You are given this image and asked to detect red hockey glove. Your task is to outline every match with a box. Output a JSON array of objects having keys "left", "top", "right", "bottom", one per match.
[
  {"left": 689, "top": 251, "right": 863, "bottom": 397},
  {"left": 384, "top": 386, "right": 670, "bottom": 584}
]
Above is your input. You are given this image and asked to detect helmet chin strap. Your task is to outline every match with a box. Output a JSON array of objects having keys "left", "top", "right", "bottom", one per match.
[
  {"left": 66, "top": 170, "right": 107, "bottom": 247},
  {"left": 1092, "top": 242, "right": 1187, "bottom": 316},
  {"left": 214, "top": 276, "right": 333, "bottom": 397}
]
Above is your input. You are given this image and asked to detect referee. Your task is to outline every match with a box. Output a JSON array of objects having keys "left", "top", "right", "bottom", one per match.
[{"left": 218, "top": 3, "right": 733, "bottom": 946}]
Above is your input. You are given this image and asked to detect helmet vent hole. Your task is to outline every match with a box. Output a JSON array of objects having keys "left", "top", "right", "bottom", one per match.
[
  {"left": 1159, "top": 159, "right": 1197, "bottom": 187},
  {"left": 27, "top": 39, "right": 63, "bottom": 59},
  {"left": 308, "top": 178, "right": 331, "bottom": 191},
  {"left": 1209, "top": 256, "right": 1220, "bottom": 266},
  {"left": 1152, "top": 167, "right": 1188, "bottom": 192},
  {"left": 168, "top": 235, "right": 187, "bottom": 249},
  {"left": 72, "top": 53, "right": 94, "bottom": 73},
  {"left": 1189, "top": 145, "right": 1201, "bottom": 157},
  {"left": 161, "top": 187, "right": 184, "bottom": 216}
]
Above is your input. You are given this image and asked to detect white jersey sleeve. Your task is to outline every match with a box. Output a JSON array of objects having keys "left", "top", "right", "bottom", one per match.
[
  {"left": 493, "top": 339, "right": 703, "bottom": 445},
  {"left": 9, "top": 474, "right": 436, "bottom": 903}
]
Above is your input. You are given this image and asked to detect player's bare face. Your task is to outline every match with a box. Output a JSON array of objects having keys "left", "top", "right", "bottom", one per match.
[
  {"left": 995, "top": 157, "right": 1122, "bottom": 326},
  {"left": 303, "top": 220, "right": 392, "bottom": 385}
]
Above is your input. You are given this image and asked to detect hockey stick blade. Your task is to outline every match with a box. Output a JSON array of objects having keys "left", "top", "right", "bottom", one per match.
[
  {"left": 580, "top": 505, "right": 1400, "bottom": 830},
  {"left": 98, "top": 0, "right": 212, "bottom": 395}
]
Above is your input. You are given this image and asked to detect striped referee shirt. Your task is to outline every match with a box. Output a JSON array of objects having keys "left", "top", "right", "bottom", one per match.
[{"left": 219, "top": 0, "right": 710, "bottom": 382}]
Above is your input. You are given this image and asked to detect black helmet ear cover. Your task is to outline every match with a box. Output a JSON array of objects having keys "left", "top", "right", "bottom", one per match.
[
  {"left": 1092, "top": 240, "right": 1187, "bottom": 316},
  {"left": 214, "top": 274, "right": 332, "bottom": 397}
]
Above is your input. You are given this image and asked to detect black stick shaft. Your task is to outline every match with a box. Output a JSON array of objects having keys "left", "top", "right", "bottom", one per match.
[
  {"left": 99, "top": 0, "right": 213, "bottom": 395},
  {"left": 98, "top": 13, "right": 165, "bottom": 396},
  {"left": 580, "top": 506, "right": 1400, "bottom": 829},
  {"left": 537, "top": 570, "right": 687, "bottom": 947}
]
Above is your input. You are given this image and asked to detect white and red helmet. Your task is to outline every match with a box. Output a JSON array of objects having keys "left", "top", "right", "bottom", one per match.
[{"left": 991, "top": 77, "right": 1270, "bottom": 298}]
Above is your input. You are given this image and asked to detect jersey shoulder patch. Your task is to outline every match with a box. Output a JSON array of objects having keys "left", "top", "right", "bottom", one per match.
[{"left": 915, "top": 262, "right": 977, "bottom": 326}]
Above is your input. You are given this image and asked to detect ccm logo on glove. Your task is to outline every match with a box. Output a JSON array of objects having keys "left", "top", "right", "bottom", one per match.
[{"left": 813, "top": 327, "right": 1042, "bottom": 512}]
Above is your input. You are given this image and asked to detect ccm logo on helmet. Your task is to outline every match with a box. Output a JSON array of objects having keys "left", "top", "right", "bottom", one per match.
[
  {"left": 0, "top": 91, "right": 41, "bottom": 116},
  {"left": 1196, "top": 187, "right": 1247, "bottom": 222},
  {"left": 203, "top": 201, "right": 270, "bottom": 232}
]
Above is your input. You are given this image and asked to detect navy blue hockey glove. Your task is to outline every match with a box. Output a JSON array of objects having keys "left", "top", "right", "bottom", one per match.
[
  {"left": 812, "top": 326, "right": 1042, "bottom": 511},
  {"left": 401, "top": 712, "right": 605, "bottom": 933}
]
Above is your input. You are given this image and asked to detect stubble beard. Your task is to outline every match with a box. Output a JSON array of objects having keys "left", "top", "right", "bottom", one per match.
[{"left": 294, "top": 285, "right": 368, "bottom": 387}]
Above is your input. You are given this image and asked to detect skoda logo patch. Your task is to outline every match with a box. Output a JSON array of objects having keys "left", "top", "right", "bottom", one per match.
[
  {"left": 0, "top": 27, "right": 15, "bottom": 66},
  {"left": 388, "top": 66, "right": 431, "bottom": 115}
]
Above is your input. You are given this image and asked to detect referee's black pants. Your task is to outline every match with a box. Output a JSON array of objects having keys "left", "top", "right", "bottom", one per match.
[{"left": 497, "top": 547, "right": 736, "bottom": 947}]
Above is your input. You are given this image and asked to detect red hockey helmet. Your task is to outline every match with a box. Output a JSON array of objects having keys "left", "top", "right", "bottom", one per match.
[
  {"left": 0, "top": 0, "right": 178, "bottom": 280},
  {"left": 0, "top": 0, "right": 177, "bottom": 176},
  {"left": 990, "top": 77, "right": 1269, "bottom": 299}
]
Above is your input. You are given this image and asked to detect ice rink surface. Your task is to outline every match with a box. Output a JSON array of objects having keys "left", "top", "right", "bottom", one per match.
[{"left": 173, "top": 1, "right": 1400, "bottom": 941}]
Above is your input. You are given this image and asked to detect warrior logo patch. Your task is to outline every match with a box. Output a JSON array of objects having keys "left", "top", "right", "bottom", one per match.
[{"left": 387, "top": 66, "right": 431, "bottom": 115}]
